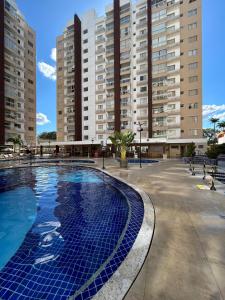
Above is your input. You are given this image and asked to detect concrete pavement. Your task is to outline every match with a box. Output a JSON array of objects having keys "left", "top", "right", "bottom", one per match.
[{"left": 97, "top": 159, "right": 225, "bottom": 300}]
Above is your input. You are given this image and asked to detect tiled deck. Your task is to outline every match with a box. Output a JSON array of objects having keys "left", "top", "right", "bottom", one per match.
[{"left": 95, "top": 159, "right": 225, "bottom": 300}]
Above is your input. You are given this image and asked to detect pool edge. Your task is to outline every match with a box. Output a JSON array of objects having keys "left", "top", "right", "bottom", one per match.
[{"left": 92, "top": 168, "right": 155, "bottom": 300}]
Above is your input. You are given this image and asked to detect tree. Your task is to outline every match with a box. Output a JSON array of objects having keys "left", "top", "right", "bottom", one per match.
[
  {"left": 218, "top": 121, "right": 225, "bottom": 131},
  {"left": 185, "top": 142, "right": 196, "bottom": 157},
  {"left": 38, "top": 131, "right": 56, "bottom": 140},
  {"left": 7, "top": 136, "right": 23, "bottom": 153},
  {"left": 210, "top": 117, "right": 219, "bottom": 145},
  {"left": 203, "top": 128, "right": 216, "bottom": 145},
  {"left": 109, "top": 131, "right": 135, "bottom": 164},
  {"left": 210, "top": 117, "right": 219, "bottom": 133}
]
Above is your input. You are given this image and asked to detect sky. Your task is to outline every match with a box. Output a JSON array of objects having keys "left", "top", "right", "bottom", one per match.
[{"left": 16, "top": 0, "right": 225, "bottom": 134}]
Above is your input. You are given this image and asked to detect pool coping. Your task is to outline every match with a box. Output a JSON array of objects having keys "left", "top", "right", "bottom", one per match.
[
  {"left": 0, "top": 164, "right": 155, "bottom": 300},
  {"left": 92, "top": 168, "right": 155, "bottom": 300}
]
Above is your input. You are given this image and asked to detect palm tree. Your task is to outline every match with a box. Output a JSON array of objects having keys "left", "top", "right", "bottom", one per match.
[
  {"left": 7, "top": 136, "right": 23, "bottom": 154},
  {"left": 109, "top": 131, "right": 135, "bottom": 167},
  {"left": 210, "top": 117, "right": 219, "bottom": 134},
  {"left": 218, "top": 121, "right": 225, "bottom": 131}
]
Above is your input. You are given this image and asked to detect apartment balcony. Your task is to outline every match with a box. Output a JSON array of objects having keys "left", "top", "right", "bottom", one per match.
[
  {"left": 167, "top": 95, "right": 180, "bottom": 102},
  {"left": 136, "top": 8, "right": 147, "bottom": 18},
  {"left": 96, "top": 58, "right": 105, "bottom": 64},
  {"left": 96, "top": 119, "right": 106, "bottom": 124},
  {"left": 136, "top": 45, "right": 148, "bottom": 52},
  {"left": 107, "top": 115, "right": 115, "bottom": 121},
  {"left": 137, "top": 92, "right": 148, "bottom": 98},
  {"left": 137, "top": 102, "right": 148, "bottom": 108},
  {"left": 96, "top": 129, "right": 106, "bottom": 134},
  {"left": 167, "top": 27, "right": 180, "bottom": 37},
  {"left": 166, "top": 13, "right": 180, "bottom": 24},
  {"left": 121, "top": 91, "right": 130, "bottom": 98},
  {"left": 106, "top": 72, "right": 114, "bottom": 80},
  {"left": 106, "top": 26, "right": 114, "bottom": 34},
  {"left": 166, "top": 54, "right": 180, "bottom": 62},
  {"left": 106, "top": 16, "right": 114, "bottom": 24},
  {"left": 153, "top": 111, "right": 167, "bottom": 117},
  {"left": 106, "top": 38, "right": 114, "bottom": 46},
  {"left": 96, "top": 68, "right": 105, "bottom": 74},
  {"left": 137, "top": 80, "right": 148, "bottom": 86},
  {"left": 136, "top": 68, "right": 148, "bottom": 75},
  {"left": 121, "top": 102, "right": 131, "bottom": 108},
  {"left": 153, "top": 95, "right": 168, "bottom": 101},
  {"left": 120, "top": 66, "right": 131, "bottom": 75},
  {"left": 106, "top": 51, "right": 114, "bottom": 59},
  {"left": 96, "top": 37, "right": 105, "bottom": 45},
  {"left": 96, "top": 88, "right": 105, "bottom": 94},
  {"left": 107, "top": 127, "right": 115, "bottom": 133},
  {"left": 96, "top": 98, "right": 105, "bottom": 104},
  {"left": 96, "top": 48, "right": 105, "bottom": 55},
  {"left": 96, "top": 27, "right": 105, "bottom": 34},
  {"left": 121, "top": 115, "right": 132, "bottom": 120},
  {"left": 106, "top": 104, "right": 114, "bottom": 112},
  {"left": 96, "top": 78, "right": 105, "bottom": 84},
  {"left": 120, "top": 78, "right": 130, "bottom": 85},
  {"left": 153, "top": 123, "right": 167, "bottom": 131},
  {"left": 137, "top": 115, "right": 148, "bottom": 121},
  {"left": 96, "top": 109, "right": 106, "bottom": 114},
  {"left": 136, "top": 32, "right": 148, "bottom": 41},
  {"left": 106, "top": 93, "right": 114, "bottom": 100},
  {"left": 106, "top": 81, "right": 114, "bottom": 88},
  {"left": 166, "top": 41, "right": 181, "bottom": 50},
  {"left": 136, "top": 21, "right": 147, "bottom": 30},
  {"left": 165, "top": 108, "right": 180, "bottom": 115},
  {"left": 136, "top": 56, "right": 147, "bottom": 64},
  {"left": 167, "top": 121, "right": 180, "bottom": 128}
]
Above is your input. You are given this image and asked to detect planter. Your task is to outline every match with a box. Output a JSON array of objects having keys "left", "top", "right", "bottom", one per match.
[{"left": 120, "top": 159, "right": 128, "bottom": 168}]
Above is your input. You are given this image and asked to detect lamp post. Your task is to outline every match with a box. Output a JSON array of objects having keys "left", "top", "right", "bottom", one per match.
[
  {"left": 91, "top": 138, "right": 94, "bottom": 158},
  {"left": 137, "top": 122, "right": 144, "bottom": 168},
  {"left": 101, "top": 140, "right": 107, "bottom": 170}
]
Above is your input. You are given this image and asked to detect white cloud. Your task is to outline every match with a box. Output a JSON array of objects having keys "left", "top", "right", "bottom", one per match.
[
  {"left": 37, "top": 113, "right": 51, "bottom": 126},
  {"left": 211, "top": 111, "right": 225, "bottom": 121},
  {"left": 38, "top": 62, "right": 56, "bottom": 81},
  {"left": 50, "top": 48, "right": 56, "bottom": 62},
  {"left": 203, "top": 104, "right": 225, "bottom": 117}
]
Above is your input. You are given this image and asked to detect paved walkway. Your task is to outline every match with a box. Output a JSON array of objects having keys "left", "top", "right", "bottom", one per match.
[{"left": 96, "top": 159, "right": 225, "bottom": 300}]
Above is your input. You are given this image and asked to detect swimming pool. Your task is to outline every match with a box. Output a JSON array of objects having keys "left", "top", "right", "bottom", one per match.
[{"left": 0, "top": 166, "right": 144, "bottom": 299}]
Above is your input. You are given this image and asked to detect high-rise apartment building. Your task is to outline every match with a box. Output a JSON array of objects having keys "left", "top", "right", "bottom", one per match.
[
  {"left": 57, "top": 0, "right": 204, "bottom": 157},
  {"left": 0, "top": 0, "right": 36, "bottom": 147}
]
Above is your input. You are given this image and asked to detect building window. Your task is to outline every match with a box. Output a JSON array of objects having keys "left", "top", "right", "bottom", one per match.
[
  {"left": 188, "top": 8, "right": 197, "bottom": 17},
  {"left": 84, "top": 87, "right": 88, "bottom": 92},
  {"left": 84, "top": 97, "right": 88, "bottom": 101},
  {"left": 84, "top": 116, "right": 88, "bottom": 120},
  {"left": 188, "top": 35, "right": 198, "bottom": 43},
  {"left": 188, "top": 22, "right": 197, "bottom": 30},
  {"left": 84, "top": 106, "right": 88, "bottom": 111},
  {"left": 83, "top": 29, "right": 88, "bottom": 34},
  {"left": 189, "top": 89, "right": 198, "bottom": 96},
  {"left": 83, "top": 49, "right": 88, "bottom": 54},
  {"left": 83, "top": 58, "right": 88, "bottom": 63},
  {"left": 83, "top": 39, "right": 88, "bottom": 44},
  {"left": 189, "top": 76, "right": 198, "bottom": 82},
  {"left": 84, "top": 78, "right": 88, "bottom": 82},
  {"left": 84, "top": 68, "right": 88, "bottom": 73},
  {"left": 84, "top": 126, "right": 89, "bottom": 130},
  {"left": 188, "top": 49, "right": 197, "bottom": 56},
  {"left": 189, "top": 62, "right": 198, "bottom": 70}
]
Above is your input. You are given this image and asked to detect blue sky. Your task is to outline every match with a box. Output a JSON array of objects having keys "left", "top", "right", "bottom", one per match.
[{"left": 16, "top": 0, "right": 225, "bottom": 134}]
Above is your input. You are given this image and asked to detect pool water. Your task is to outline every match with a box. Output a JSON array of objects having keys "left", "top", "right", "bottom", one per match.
[{"left": 0, "top": 167, "right": 144, "bottom": 300}]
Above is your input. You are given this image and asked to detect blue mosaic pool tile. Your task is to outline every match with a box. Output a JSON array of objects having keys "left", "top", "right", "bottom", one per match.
[{"left": 0, "top": 166, "right": 144, "bottom": 299}]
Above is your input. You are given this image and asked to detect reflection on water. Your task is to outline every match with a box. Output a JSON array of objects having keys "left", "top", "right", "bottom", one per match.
[{"left": 0, "top": 167, "right": 130, "bottom": 300}]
